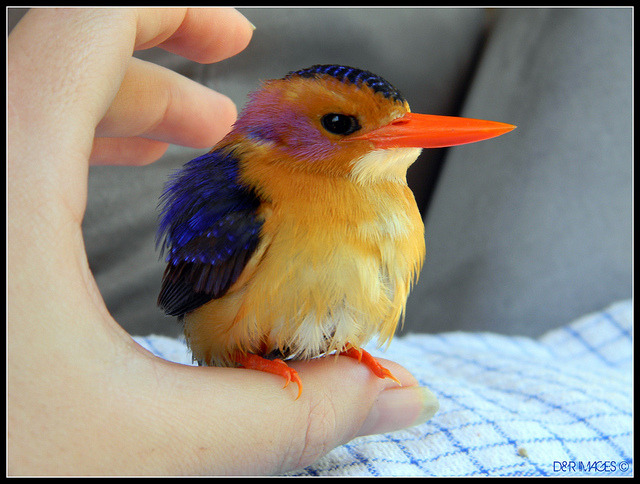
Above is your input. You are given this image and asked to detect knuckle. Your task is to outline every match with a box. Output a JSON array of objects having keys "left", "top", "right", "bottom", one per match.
[{"left": 282, "top": 391, "right": 340, "bottom": 472}]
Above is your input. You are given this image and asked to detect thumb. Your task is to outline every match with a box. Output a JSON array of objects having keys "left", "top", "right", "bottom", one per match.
[
  {"left": 281, "top": 356, "right": 439, "bottom": 473},
  {"left": 158, "top": 353, "right": 438, "bottom": 475}
]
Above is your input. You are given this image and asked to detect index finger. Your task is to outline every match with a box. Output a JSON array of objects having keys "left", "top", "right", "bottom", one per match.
[{"left": 134, "top": 7, "right": 254, "bottom": 64}]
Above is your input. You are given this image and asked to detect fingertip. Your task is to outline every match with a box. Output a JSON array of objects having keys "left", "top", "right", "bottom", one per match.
[
  {"left": 195, "top": 89, "right": 238, "bottom": 147},
  {"left": 223, "top": 9, "right": 255, "bottom": 59},
  {"left": 158, "top": 8, "right": 255, "bottom": 64},
  {"left": 169, "top": 85, "right": 237, "bottom": 149},
  {"left": 356, "top": 385, "right": 440, "bottom": 438}
]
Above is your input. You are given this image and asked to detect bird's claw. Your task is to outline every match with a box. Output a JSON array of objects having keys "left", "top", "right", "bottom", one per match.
[
  {"left": 234, "top": 353, "right": 303, "bottom": 400},
  {"left": 232, "top": 345, "right": 398, "bottom": 401},
  {"left": 339, "top": 346, "right": 402, "bottom": 386}
]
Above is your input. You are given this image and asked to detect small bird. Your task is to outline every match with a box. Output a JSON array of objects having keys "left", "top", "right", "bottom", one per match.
[{"left": 157, "top": 64, "right": 514, "bottom": 398}]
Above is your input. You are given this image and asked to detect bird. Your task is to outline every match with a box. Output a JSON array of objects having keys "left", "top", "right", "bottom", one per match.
[{"left": 157, "top": 64, "right": 514, "bottom": 398}]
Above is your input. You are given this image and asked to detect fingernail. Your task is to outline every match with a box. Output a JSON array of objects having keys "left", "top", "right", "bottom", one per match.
[
  {"left": 236, "top": 10, "right": 256, "bottom": 31},
  {"left": 357, "top": 386, "right": 439, "bottom": 437},
  {"left": 241, "top": 14, "right": 256, "bottom": 31}
]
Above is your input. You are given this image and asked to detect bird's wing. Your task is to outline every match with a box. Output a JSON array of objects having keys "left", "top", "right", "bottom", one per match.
[{"left": 156, "top": 149, "right": 265, "bottom": 317}]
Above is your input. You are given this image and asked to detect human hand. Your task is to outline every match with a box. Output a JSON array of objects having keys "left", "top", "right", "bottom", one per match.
[{"left": 8, "top": 8, "right": 437, "bottom": 475}]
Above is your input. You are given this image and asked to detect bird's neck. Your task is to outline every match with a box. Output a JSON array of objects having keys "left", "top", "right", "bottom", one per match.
[
  {"left": 237, "top": 155, "right": 422, "bottom": 248},
  {"left": 241, "top": 155, "right": 411, "bottom": 212}
]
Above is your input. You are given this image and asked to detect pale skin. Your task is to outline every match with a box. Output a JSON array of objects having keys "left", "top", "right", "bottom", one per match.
[{"left": 8, "top": 8, "right": 433, "bottom": 475}]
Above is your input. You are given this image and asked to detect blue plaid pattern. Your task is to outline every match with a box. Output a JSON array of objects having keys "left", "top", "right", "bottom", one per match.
[{"left": 134, "top": 299, "right": 632, "bottom": 476}]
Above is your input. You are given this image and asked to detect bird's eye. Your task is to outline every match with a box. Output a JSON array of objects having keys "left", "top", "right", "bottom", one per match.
[{"left": 321, "top": 113, "right": 361, "bottom": 136}]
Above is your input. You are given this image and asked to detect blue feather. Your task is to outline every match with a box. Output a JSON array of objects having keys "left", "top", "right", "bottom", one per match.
[
  {"left": 286, "top": 64, "right": 405, "bottom": 103},
  {"left": 157, "top": 148, "right": 263, "bottom": 317}
]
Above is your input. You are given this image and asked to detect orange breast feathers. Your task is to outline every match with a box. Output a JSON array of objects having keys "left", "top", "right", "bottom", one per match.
[{"left": 184, "top": 150, "right": 425, "bottom": 366}]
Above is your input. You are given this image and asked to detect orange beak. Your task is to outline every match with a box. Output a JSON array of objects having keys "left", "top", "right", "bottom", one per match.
[{"left": 349, "top": 112, "right": 516, "bottom": 149}]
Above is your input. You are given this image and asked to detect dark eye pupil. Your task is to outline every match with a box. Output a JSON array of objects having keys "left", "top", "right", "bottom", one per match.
[{"left": 321, "top": 113, "right": 361, "bottom": 135}]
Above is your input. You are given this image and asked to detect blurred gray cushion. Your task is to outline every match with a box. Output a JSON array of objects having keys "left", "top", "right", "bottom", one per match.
[{"left": 404, "top": 8, "right": 632, "bottom": 336}]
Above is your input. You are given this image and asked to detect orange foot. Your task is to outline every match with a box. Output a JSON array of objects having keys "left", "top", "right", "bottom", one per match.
[
  {"left": 339, "top": 346, "right": 402, "bottom": 386},
  {"left": 234, "top": 353, "right": 303, "bottom": 400}
]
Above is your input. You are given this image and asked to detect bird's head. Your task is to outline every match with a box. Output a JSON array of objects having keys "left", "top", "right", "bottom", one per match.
[{"left": 226, "top": 65, "right": 515, "bottom": 184}]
